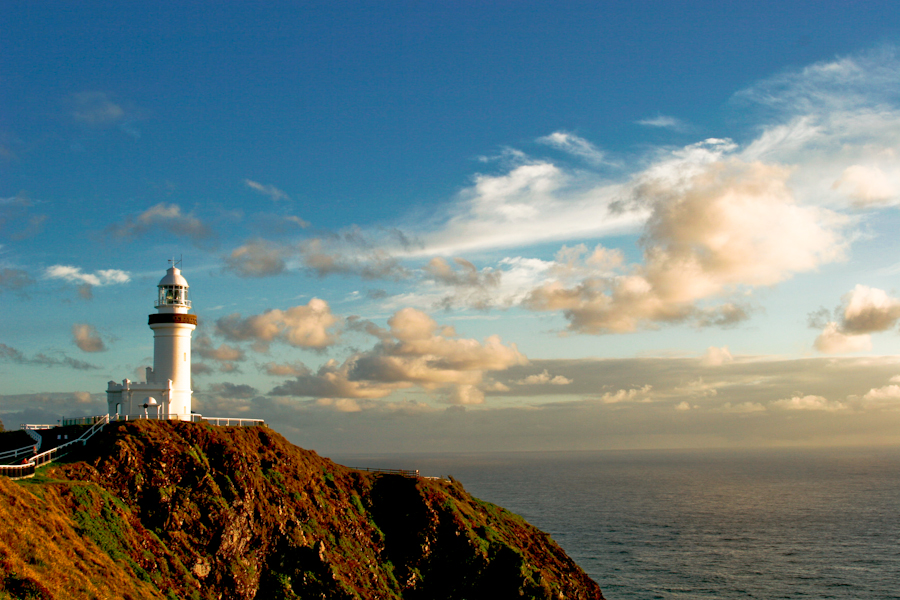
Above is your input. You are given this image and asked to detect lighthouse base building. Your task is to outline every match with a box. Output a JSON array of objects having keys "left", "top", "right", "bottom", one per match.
[{"left": 107, "top": 264, "right": 197, "bottom": 421}]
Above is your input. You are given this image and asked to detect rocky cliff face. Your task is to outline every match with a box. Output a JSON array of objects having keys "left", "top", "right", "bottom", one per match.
[{"left": 0, "top": 421, "right": 603, "bottom": 600}]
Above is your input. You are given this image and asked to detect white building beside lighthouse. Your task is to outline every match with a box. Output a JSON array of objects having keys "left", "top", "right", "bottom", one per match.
[{"left": 106, "top": 263, "right": 197, "bottom": 421}]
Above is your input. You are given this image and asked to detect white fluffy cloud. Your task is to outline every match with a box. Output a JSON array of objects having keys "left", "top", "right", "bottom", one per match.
[
  {"left": 525, "top": 149, "right": 846, "bottom": 333},
  {"left": 45, "top": 265, "right": 131, "bottom": 287},
  {"left": 216, "top": 298, "right": 340, "bottom": 350}
]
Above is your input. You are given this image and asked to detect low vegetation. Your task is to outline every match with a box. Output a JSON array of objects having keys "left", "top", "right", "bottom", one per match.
[{"left": 0, "top": 421, "right": 603, "bottom": 599}]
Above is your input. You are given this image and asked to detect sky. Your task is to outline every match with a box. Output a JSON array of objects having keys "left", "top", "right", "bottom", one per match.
[{"left": 4, "top": 1, "right": 900, "bottom": 453}]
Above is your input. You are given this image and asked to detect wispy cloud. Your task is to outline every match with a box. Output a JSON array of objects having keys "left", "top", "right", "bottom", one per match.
[
  {"left": 68, "top": 91, "right": 125, "bottom": 125},
  {"left": 244, "top": 179, "right": 289, "bottom": 202},
  {"left": 636, "top": 114, "right": 686, "bottom": 130},
  {"left": 537, "top": 131, "right": 610, "bottom": 165},
  {"left": 0, "top": 343, "right": 99, "bottom": 370}
]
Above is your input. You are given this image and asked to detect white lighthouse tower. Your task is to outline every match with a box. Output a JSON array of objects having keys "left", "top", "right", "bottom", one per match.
[{"left": 106, "top": 262, "right": 197, "bottom": 421}]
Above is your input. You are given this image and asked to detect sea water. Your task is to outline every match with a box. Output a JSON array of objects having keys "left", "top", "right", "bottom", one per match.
[{"left": 332, "top": 448, "right": 900, "bottom": 599}]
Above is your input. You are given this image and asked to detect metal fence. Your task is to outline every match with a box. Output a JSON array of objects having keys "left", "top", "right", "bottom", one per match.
[{"left": 0, "top": 415, "right": 110, "bottom": 480}]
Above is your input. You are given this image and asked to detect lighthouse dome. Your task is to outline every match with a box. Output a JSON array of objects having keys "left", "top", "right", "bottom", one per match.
[{"left": 158, "top": 267, "right": 189, "bottom": 287}]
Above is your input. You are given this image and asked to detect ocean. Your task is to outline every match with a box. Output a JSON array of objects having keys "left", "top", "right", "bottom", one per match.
[{"left": 331, "top": 447, "right": 900, "bottom": 599}]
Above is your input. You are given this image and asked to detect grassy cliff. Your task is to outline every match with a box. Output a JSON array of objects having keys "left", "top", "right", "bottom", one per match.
[{"left": 0, "top": 421, "right": 603, "bottom": 600}]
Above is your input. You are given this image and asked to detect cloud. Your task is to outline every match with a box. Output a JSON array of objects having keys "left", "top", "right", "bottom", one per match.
[
  {"left": 814, "top": 322, "right": 872, "bottom": 354},
  {"left": 244, "top": 179, "right": 289, "bottom": 202},
  {"left": 814, "top": 285, "right": 900, "bottom": 353},
  {"left": 599, "top": 385, "right": 653, "bottom": 404},
  {"left": 44, "top": 265, "right": 130, "bottom": 287},
  {"left": 717, "top": 401, "right": 767, "bottom": 413},
  {"left": 514, "top": 369, "right": 572, "bottom": 386},
  {"left": 770, "top": 394, "right": 846, "bottom": 411},
  {"left": 72, "top": 324, "right": 105, "bottom": 352},
  {"left": 424, "top": 257, "right": 500, "bottom": 288},
  {"left": 525, "top": 149, "right": 846, "bottom": 334},
  {"left": 224, "top": 240, "right": 290, "bottom": 277},
  {"left": 270, "top": 307, "right": 527, "bottom": 404},
  {"left": 636, "top": 115, "right": 685, "bottom": 130},
  {"left": 194, "top": 335, "right": 246, "bottom": 363},
  {"left": 107, "top": 203, "right": 212, "bottom": 243},
  {"left": 0, "top": 343, "right": 99, "bottom": 370},
  {"left": 208, "top": 382, "right": 259, "bottom": 399},
  {"left": 832, "top": 165, "right": 898, "bottom": 206},
  {"left": 416, "top": 160, "right": 646, "bottom": 256},
  {"left": 537, "top": 131, "right": 610, "bottom": 165},
  {"left": 68, "top": 91, "right": 125, "bottom": 125},
  {"left": 315, "top": 397, "right": 364, "bottom": 412},
  {"left": 0, "top": 194, "right": 44, "bottom": 241},
  {"left": 839, "top": 285, "right": 900, "bottom": 334},
  {"left": 700, "top": 346, "right": 734, "bottom": 367},
  {"left": 216, "top": 298, "right": 340, "bottom": 349},
  {"left": 298, "top": 237, "right": 409, "bottom": 280},
  {"left": 262, "top": 362, "right": 311, "bottom": 377},
  {"left": 859, "top": 384, "right": 900, "bottom": 408},
  {"left": 0, "top": 268, "right": 33, "bottom": 292}
]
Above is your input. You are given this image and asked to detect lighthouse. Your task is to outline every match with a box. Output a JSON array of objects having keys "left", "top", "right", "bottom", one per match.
[{"left": 106, "top": 262, "right": 198, "bottom": 421}]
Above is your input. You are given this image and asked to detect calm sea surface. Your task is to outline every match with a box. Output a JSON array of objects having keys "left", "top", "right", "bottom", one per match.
[{"left": 331, "top": 448, "right": 900, "bottom": 599}]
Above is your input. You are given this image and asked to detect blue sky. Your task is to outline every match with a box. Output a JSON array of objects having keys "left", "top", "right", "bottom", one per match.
[{"left": 4, "top": 2, "right": 900, "bottom": 452}]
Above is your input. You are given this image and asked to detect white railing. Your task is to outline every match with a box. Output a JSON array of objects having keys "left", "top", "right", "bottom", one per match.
[
  {"left": 200, "top": 417, "right": 266, "bottom": 427},
  {"left": 24, "top": 429, "right": 42, "bottom": 451},
  {"left": 0, "top": 414, "right": 110, "bottom": 479},
  {"left": 21, "top": 424, "right": 55, "bottom": 430},
  {"left": 0, "top": 444, "right": 37, "bottom": 463}
]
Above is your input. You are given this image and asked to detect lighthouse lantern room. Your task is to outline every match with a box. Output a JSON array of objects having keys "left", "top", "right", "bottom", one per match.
[{"left": 106, "top": 262, "right": 198, "bottom": 421}]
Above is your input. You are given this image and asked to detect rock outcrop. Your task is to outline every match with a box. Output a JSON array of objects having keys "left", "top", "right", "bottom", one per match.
[{"left": 0, "top": 421, "right": 603, "bottom": 599}]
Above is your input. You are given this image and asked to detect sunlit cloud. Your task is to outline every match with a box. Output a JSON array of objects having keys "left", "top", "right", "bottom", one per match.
[
  {"left": 216, "top": 298, "right": 340, "bottom": 350},
  {"left": 513, "top": 369, "right": 572, "bottom": 386},
  {"left": 72, "top": 323, "right": 105, "bottom": 352},
  {"left": 270, "top": 307, "right": 527, "bottom": 405},
  {"left": 814, "top": 285, "right": 900, "bottom": 353},
  {"left": 525, "top": 146, "right": 846, "bottom": 334},
  {"left": 770, "top": 394, "right": 846, "bottom": 411},
  {"left": 224, "top": 240, "right": 291, "bottom": 277}
]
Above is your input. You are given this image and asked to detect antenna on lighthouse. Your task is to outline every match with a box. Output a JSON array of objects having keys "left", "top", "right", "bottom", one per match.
[{"left": 168, "top": 255, "right": 183, "bottom": 269}]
